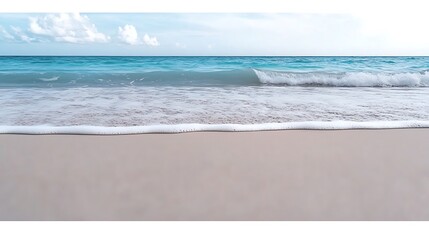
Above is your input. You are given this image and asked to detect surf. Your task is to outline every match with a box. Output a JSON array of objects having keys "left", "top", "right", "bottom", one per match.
[
  {"left": 1, "top": 121, "right": 429, "bottom": 134},
  {"left": 253, "top": 69, "right": 429, "bottom": 87},
  {"left": 2, "top": 69, "right": 429, "bottom": 88}
]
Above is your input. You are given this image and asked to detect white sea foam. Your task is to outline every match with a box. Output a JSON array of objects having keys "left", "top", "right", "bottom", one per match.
[
  {"left": 1, "top": 87, "right": 429, "bottom": 127},
  {"left": 1, "top": 121, "right": 429, "bottom": 135},
  {"left": 253, "top": 69, "right": 429, "bottom": 87},
  {"left": 39, "top": 76, "right": 60, "bottom": 82}
]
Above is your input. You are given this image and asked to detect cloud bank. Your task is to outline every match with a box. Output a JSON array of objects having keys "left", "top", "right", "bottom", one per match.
[
  {"left": 29, "top": 13, "right": 110, "bottom": 43},
  {"left": 1, "top": 13, "right": 160, "bottom": 47}
]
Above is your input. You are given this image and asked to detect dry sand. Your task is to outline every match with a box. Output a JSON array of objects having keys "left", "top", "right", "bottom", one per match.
[{"left": 1, "top": 129, "right": 429, "bottom": 220}]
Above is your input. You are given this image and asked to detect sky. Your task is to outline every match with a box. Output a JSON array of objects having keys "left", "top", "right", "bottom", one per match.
[{"left": 0, "top": 12, "right": 428, "bottom": 56}]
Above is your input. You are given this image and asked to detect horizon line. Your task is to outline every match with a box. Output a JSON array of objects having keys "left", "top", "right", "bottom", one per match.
[{"left": 0, "top": 55, "right": 428, "bottom": 57}]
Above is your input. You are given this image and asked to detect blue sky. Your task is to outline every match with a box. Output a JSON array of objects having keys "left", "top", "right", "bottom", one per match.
[{"left": 0, "top": 13, "right": 428, "bottom": 56}]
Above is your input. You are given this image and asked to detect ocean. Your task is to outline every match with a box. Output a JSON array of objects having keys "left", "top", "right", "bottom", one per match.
[{"left": 1, "top": 56, "right": 429, "bottom": 134}]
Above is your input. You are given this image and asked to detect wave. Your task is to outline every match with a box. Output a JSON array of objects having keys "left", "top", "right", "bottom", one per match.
[
  {"left": 1, "top": 121, "right": 429, "bottom": 134},
  {"left": 1, "top": 69, "right": 429, "bottom": 88},
  {"left": 253, "top": 69, "right": 429, "bottom": 87},
  {"left": 39, "top": 76, "right": 60, "bottom": 82}
]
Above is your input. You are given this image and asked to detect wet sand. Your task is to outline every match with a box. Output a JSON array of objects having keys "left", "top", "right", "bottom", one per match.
[{"left": 1, "top": 129, "right": 429, "bottom": 220}]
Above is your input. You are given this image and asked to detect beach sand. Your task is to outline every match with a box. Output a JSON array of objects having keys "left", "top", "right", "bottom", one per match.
[{"left": 1, "top": 129, "right": 429, "bottom": 220}]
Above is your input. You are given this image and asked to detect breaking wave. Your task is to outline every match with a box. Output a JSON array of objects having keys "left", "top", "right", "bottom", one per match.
[
  {"left": 1, "top": 69, "right": 429, "bottom": 88},
  {"left": 253, "top": 69, "right": 429, "bottom": 87}
]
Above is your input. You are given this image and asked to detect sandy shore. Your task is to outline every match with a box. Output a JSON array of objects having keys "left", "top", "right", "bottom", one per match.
[{"left": 1, "top": 129, "right": 429, "bottom": 220}]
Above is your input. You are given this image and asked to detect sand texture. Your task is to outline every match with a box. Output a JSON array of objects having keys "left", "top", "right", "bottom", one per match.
[{"left": 1, "top": 129, "right": 429, "bottom": 220}]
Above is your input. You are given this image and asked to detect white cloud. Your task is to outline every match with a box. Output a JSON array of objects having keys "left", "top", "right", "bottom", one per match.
[
  {"left": 28, "top": 13, "right": 109, "bottom": 43},
  {"left": 10, "top": 26, "right": 35, "bottom": 43},
  {"left": 118, "top": 24, "right": 139, "bottom": 45},
  {"left": 118, "top": 24, "right": 160, "bottom": 47},
  {"left": 143, "top": 34, "right": 160, "bottom": 46}
]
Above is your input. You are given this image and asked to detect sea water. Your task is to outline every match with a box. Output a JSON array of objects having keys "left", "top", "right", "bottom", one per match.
[{"left": 0, "top": 56, "right": 428, "bottom": 134}]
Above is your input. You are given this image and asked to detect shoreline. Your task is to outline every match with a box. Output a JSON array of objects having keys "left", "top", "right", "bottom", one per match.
[
  {"left": 1, "top": 120, "right": 429, "bottom": 134},
  {"left": 1, "top": 129, "right": 429, "bottom": 220}
]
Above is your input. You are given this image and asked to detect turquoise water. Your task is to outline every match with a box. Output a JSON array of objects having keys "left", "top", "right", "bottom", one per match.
[
  {"left": 1, "top": 56, "right": 429, "bottom": 87},
  {"left": 2, "top": 56, "right": 429, "bottom": 73},
  {"left": 0, "top": 56, "right": 429, "bottom": 129}
]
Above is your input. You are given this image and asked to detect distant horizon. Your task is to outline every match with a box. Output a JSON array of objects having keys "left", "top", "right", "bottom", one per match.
[{"left": 1, "top": 55, "right": 429, "bottom": 57}]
